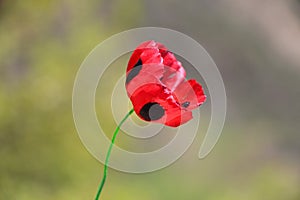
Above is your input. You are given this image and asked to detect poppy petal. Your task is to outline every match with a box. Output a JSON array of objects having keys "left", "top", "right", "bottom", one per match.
[
  {"left": 126, "top": 72, "right": 161, "bottom": 98},
  {"left": 127, "top": 40, "right": 157, "bottom": 73},
  {"left": 174, "top": 79, "right": 206, "bottom": 110},
  {"left": 126, "top": 41, "right": 164, "bottom": 84},
  {"left": 159, "top": 51, "right": 186, "bottom": 90},
  {"left": 164, "top": 110, "right": 193, "bottom": 127}
]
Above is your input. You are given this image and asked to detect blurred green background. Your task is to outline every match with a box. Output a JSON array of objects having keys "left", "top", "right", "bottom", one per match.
[{"left": 0, "top": 0, "right": 300, "bottom": 199}]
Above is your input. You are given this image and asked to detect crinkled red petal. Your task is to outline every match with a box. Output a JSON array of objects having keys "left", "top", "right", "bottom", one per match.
[
  {"left": 129, "top": 83, "right": 193, "bottom": 127},
  {"left": 174, "top": 79, "right": 206, "bottom": 110}
]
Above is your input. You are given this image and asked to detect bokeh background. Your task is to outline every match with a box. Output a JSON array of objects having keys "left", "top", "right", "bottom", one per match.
[{"left": 1, "top": 0, "right": 300, "bottom": 199}]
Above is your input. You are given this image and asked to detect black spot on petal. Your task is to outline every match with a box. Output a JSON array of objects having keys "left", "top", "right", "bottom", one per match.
[
  {"left": 182, "top": 101, "right": 190, "bottom": 108},
  {"left": 140, "top": 102, "right": 165, "bottom": 121},
  {"left": 126, "top": 59, "right": 143, "bottom": 84}
]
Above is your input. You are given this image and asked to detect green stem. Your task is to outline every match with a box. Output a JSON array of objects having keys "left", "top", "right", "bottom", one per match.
[{"left": 95, "top": 108, "right": 134, "bottom": 200}]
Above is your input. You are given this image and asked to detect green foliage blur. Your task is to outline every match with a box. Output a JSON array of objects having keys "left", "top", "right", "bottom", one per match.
[{"left": 0, "top": 0, "right": 299, "bottom": 199}]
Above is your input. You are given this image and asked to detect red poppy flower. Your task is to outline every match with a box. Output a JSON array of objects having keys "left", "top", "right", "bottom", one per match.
[{"left": 125, "top": 40, "right": 206, "bottom": 127}]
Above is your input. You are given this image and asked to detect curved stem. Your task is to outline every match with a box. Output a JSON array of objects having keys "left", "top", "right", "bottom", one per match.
[{"left": 95, "top": 108, "right": 134, "bottom": 200}]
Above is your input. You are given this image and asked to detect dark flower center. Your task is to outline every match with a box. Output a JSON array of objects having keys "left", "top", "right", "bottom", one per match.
[{"left": 140, "top": 102, "right": 165, "bottom": 121}]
